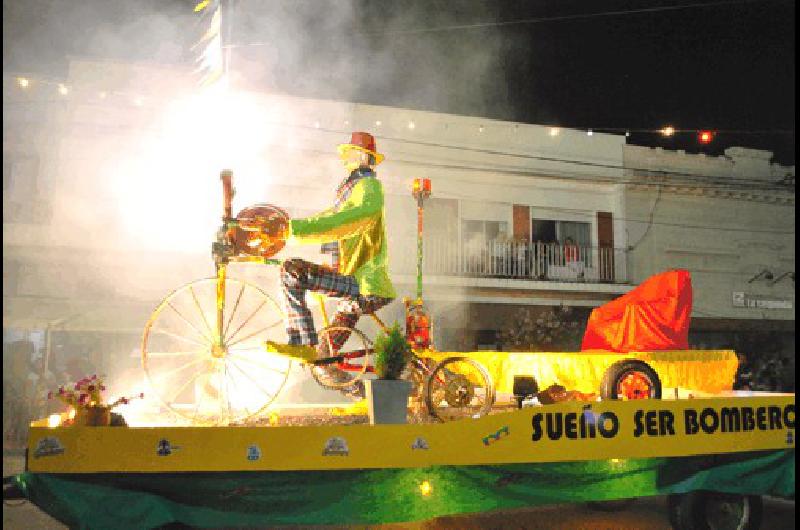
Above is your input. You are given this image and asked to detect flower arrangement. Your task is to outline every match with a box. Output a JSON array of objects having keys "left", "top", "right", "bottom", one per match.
[{"left": 48, "top": 375, "right": 143, "bottom": 426}]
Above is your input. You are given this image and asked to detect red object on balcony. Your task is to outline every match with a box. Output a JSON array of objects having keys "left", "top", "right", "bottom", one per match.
[{"left": 581, "top": 269, "right": 692, "bottom": 352}]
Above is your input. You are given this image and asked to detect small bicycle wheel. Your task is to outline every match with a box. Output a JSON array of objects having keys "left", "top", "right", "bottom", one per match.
[
  {"left": 600, "top": 360, "right": 662, "bottom": 400},
  {"left": 424, "top": 356, "right": 495, "bottom": 422},
  {"left": 310, "top": 326, "right": 373, "bottom": 390},
  {"left": 142, "top": 277, "right": 290, "bottom": 425}
]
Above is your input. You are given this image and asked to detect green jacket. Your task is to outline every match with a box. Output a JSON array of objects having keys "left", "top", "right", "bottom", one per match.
[{"left": 289, "top": 173, "right": 396, "bottom": 299}]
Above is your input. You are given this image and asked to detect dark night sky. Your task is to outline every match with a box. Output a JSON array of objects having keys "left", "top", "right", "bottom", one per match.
[{"left": 3, "top": 0, "right": 795, "bottom": 164}]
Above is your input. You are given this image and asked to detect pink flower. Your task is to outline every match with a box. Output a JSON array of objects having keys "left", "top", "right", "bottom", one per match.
[
  {"left": 100, "top": 385, "right": 106, "bottom": 391},
  {"left": 74, "top": 384, "right": 81, "bottom": 390},
  {"left": 139, "top": 392, "right": 145, "bottom": 398},
  {"left": 91, "top": 375, "right": 97, "bottom": 380}
]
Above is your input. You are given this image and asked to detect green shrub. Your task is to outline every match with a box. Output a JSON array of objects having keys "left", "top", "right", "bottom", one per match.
[{"left": 373, "top": 323, "right": 412, "bottom": 380}]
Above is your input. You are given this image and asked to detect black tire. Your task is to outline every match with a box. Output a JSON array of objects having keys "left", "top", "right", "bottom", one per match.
[
  {"left": 600, "top": 359, "right": 662, "bottom": 400},
  {"left": 424, "top": 356, "right": 495, "bottom": 422},
  {"left": 585, "top": 498, "right": 638, "bottom": 512},
  {"left": 667, "top": 491, "right": 763, "bottom": 530},
  {"left": 310, "top": 326, "right": 372, "bottom": 390}
]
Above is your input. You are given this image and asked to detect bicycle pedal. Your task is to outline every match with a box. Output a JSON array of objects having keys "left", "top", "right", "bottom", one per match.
[{"left": 264, "top": 341, "right": 318, "bottom": 363}]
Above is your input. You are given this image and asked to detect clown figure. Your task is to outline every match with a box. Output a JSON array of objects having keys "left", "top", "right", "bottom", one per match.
[{"left": 269, "top": 132, "right": 396, "bottom": 398}]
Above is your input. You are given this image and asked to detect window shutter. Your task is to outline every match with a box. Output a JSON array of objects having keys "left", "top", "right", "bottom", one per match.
[
  {"left": 597, "top": 212, "right": 614, "bottom": 281},
  {"left": 512, "top": 204, "right": 530, "bottom": 241}
]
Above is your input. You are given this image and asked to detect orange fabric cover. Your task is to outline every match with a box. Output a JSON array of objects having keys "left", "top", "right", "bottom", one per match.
[{"left": 581, "top": 269, "right": 692, "bottom": 352}]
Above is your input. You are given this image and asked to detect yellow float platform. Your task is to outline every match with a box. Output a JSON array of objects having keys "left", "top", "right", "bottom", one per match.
[{"left": 27, "top": 394, "right": 794, "bottom": 474}]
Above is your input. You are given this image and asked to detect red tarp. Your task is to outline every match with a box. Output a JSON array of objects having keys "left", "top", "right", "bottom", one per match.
[{"left": 581, "top": 269, "right": 692, "bottom": 352}]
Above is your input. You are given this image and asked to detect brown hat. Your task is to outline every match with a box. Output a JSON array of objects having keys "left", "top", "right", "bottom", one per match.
[{"left": 337, "top": 132, "right": 384, "bottom": 164}]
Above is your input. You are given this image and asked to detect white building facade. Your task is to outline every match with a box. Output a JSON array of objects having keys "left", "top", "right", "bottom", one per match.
[{"left": 3, "top": 59, "right": 795, "bottom": 371}]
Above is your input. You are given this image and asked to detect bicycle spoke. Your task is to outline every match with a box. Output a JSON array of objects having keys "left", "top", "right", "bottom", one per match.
[
  {"left": 193, "top": 366, "right": 221, "bottom": 423},
  {"left": 224, "top": 300, "right": 267, "bottom": 345},
  {"left": 166, "top": 368, "right": 205, "bottom": 405},
  {"left": 224, "top": 364, "right": 234, "bottom": 424},
  {"left": 228, "top": 351, "right": 290, "bottom": 375},
  {"left": 151, "top": 328, "right": 208, "bottom": 348},
  {"left": 223, "top": 282, "right": 247, "bottom": 339},
  {"left": 153, "top": 358, "right": 207, "bottom": 384},
  {"left": 189, "top": 285, "right": 215, "bottom": 341},
  {"left": 146, "top": 351, "right": 205, "bottom": 358},
  {"left": 323, "top": 328, "right": 336, "bottom": 358},
  {"left": 225, "top": 319, "right": 282, "bottom": 348},
  {"left": 228, "top": 359, "right": 277, "bottom": 402},
  {"left": 167, "top": 301, "right": 213, "bottom": 344}
]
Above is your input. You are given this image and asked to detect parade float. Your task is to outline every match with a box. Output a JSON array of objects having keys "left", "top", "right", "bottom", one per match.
[{"left": 4, "top": 171, "right": 795, "bottom": 529}]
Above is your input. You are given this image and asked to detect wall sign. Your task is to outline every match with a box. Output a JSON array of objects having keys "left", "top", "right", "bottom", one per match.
[{"left": 733, "top": 292, "right": 792, "bottom": 310}]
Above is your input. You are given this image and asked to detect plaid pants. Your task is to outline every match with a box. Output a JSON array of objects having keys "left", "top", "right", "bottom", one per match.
[{"left": 281, "top": 259, "right": 392, "bottom": 355}]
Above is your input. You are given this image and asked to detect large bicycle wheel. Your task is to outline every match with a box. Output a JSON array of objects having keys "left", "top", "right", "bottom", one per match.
[
  {"left": 142, "top": 277, "right": 289, "bottom": 425},
  {"left": 310, "top": 326, "right": 372, "bottom": 389},
  {"left": 424, "top": 356, "right": 495, "bottom": 422}
]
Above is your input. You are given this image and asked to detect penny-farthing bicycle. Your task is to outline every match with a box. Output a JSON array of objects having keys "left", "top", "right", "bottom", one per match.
[{"left": 142, "top": 170, "right": 494, "bottom": 425}]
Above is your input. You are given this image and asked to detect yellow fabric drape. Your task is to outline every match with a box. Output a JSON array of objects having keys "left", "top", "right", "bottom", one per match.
[{"left": 419, "top": 350, "right": 738, "bottom": 396}]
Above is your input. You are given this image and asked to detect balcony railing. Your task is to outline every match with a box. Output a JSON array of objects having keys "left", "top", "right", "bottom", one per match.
[{"left": 394, "top": 237, "right": 627, "bottom": 284}]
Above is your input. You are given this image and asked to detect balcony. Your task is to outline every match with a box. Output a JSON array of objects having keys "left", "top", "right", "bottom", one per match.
[{"left": 394, "top": 237, "right": 628, "bottom": 284}]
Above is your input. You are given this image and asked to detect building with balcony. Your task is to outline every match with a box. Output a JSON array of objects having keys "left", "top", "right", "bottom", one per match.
[{"left": 3, "top": 59, "right": 795, "bottom": 378}]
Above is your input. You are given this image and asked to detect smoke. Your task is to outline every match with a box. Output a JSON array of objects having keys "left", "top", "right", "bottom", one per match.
[
  {"left": 4, "top": 0, "right": 519, "bottom": 416},
  {"left": 230, "top": 0, "right": 513, "bottom": 117}
]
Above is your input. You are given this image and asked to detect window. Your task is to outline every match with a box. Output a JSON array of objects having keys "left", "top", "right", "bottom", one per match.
[
  {"left": 462, "top": 220, "right": 508, "bottom": 245},
  {"left": 531, "top": 219, "right": 590, "bottom": 247},
  {"left": 3, "top": 154, "right": 49, "bottom": 224}
]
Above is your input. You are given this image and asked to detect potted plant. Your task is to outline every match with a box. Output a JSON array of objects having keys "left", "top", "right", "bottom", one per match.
[
  {"left": 366, "top": 324, "right": 413, "bottom": 424},
  {"left": 49, "top": 375, "right": 143, "bottom": 427}
]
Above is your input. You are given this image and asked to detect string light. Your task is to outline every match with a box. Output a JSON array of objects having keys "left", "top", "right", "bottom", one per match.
[
  {"left": 698, "top": 130, "right": 714, "bottom": 144},
  {"left": 3, "top": 73, "right": 790, "bottom": 148}
]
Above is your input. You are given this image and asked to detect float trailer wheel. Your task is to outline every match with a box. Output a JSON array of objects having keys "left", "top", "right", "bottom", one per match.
[{"left": 601, "top": 359, "right": 662, "bottom": 400}]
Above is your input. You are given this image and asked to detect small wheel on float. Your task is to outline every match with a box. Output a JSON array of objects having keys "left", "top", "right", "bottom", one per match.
[
  {"left": 142, "top": 277, "right": 290, "bottom": 425},
  {"left": 310, "top": 326, "right": 373, "bottom": 390},
  {"left": 600, "top": 360, "right": 662, "bottom": 400},
  {"left": 667, "top": 491, "right": 763, "bottom": 530},
  {"left": 425, "top": 356, "right": 495, "bottom": 422}
]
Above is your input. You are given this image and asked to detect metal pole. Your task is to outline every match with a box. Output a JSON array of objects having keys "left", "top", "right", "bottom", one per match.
[{"left": 416, "top": 196, "right": 424, "bottom": 301}]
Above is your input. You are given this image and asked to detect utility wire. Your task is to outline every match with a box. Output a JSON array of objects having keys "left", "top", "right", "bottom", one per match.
[
  {"left": 419, "top": 184, "right": 793, "bottom": 236},
  {"left": 4, "top": 80, "right": 795, "bottom": 190},
  {"left": 224, "top": 0, "right": 779, "bottom": 45}
]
